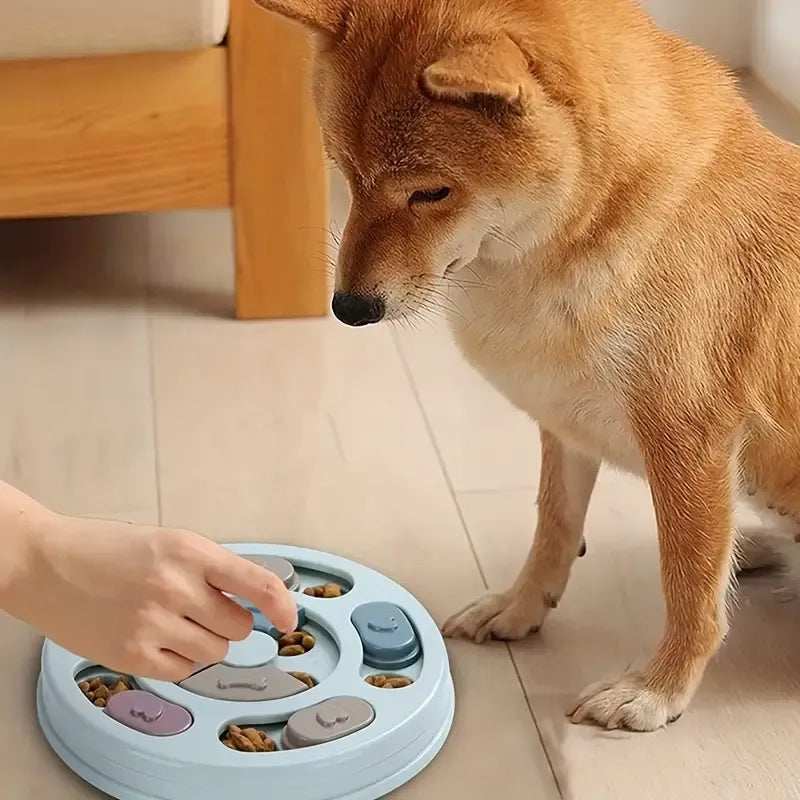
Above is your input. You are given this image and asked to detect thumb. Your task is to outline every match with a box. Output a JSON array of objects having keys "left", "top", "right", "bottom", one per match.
[{"left": 204, "top": 550, "right": 298, "bottom": 633}]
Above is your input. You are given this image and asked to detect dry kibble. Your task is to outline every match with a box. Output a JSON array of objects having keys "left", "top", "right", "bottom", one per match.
[
  {"left": 93, "top": 684, "right": 110, "bottom": 701},
  {"left": 242, "top": 728, "right": 264, "bottom": 748},
  {"left": 228, "top": 729, "right": 256, "bottom": 752},
  {"left": 278, "top": 630, "right": 315, "bottom": 656},
  {"left": 223, "top": 725, "right": 276, "bottom": 753},
  {"left": 366, "top": 674, "right": 413, "bottom": 689},
  {"left": 78, "top": 674, "right": 132, "bottom": 705},
  {"left": 288, "top": 672, "right": 316, "bottom": 689},
  {"left": 304, "top": 583, "right": 344, "bottom": 598}
]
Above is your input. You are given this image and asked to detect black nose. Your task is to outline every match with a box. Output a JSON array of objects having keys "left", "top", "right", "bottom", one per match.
[{"left": 331, "top": 292, "right": 385, "bottom": 326}]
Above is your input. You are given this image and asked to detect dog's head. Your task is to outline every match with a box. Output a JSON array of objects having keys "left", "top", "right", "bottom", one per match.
[{"left": 256, "top": 0, "right": 602, "bottom": 326}]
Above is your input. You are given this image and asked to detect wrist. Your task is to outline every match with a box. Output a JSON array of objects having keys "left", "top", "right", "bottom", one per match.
[{"left": 0, "top": 482, "right": 56, "bottom": 611}]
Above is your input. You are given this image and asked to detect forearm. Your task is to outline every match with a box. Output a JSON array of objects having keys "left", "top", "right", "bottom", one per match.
[{"left": 0, "top": 481, "right": 50, "bottom": 609}]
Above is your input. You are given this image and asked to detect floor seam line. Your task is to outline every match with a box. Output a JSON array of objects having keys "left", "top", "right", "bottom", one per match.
[
  {"left": 507, "top": 644, "right": 564, "bottom": 798},
  {"left": 391, "top": 329, "right": 563, "bottom": 797},
  {"left": 391, "top": 330, "right": 489, "bottom": 590},
  {"left": 144, "top": 252, "right": 164, "bottom": 527}
]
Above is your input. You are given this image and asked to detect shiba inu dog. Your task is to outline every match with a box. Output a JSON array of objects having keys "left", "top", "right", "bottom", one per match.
[{"left": 255, "top": 0, "right": 800, "bottom": 731}]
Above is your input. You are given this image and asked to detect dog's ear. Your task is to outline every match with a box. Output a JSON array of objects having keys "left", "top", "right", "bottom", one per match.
[
  {"left": 252, "top": 0, "right": 343, "bottom": 36},
  {"left": 422, "top": 36, "right": 531, "bottom": 111}
]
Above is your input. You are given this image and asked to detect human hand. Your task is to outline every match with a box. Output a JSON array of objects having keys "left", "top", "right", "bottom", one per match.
[{"left": 1, "top": 501, "right": 297, "bottom": 681}]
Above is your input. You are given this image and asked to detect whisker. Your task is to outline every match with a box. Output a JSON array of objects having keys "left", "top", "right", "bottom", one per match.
[
  {"left": 412, "top": 272, "right": 490, "bottom": 291},
  {"left": 424, "top": 288, "right": 468, "bottom": 323},
  {"left": 464, "top": 263, "right": 494, "bottom": 290},
  {"left": 307, "top": 254, "right": 336, "bottom": 269},
  {"left": 438, "top": 277, "right": 478, "bottom": 316},
  {"left": 407, "top": 279, "right": 469, "bottom": 326},
  {"left": 445, "top": 275, "right": 491, "bottom": 291},
  {"left": 306, "top": 249, "right": 336, "bottom": 261},
  {"left": 488, "top": 226, "right": 525, "bottom": 256},
  {"left": 297, "top": 226, "right": 340, "bottom": 244}
]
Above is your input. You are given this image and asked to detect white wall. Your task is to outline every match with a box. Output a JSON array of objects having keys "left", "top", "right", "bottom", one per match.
[
  {"left": 752, "top": 0, "right": 800, "bottom": 108},
  {"left": 642, "top": 0, "right": 754, "bottom": 68}
]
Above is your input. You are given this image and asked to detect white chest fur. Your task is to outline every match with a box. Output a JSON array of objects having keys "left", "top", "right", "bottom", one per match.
[{"left": 446, "top": 268, "right": 645, "bottom": 474}]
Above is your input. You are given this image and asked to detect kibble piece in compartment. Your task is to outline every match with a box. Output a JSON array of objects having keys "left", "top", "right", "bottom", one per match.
[
  {"left": 278, "top": 631, "right": 316, "bottom": 657},
  {"left": 365, "top": 674, "right": 414, "bottom": 689},
  {"left": 223, "top": 725, "right": 277, "bottom": 753},
  {"left": 77, "top": 676, "right": 133, "bottom": 707},
  {"left": 303, "top": 583, "right": 344, "bottom": 598},
  {"left": 288, "top": 672, "right": 317, "bottom": 690}
]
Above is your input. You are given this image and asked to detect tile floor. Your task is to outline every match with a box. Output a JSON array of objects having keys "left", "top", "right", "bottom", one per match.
[{"left": 0, "top": 76, "right": 799, "bottom": 800}]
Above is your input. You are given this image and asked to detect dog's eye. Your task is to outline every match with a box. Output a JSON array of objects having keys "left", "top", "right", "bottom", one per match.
[{"left": 409, "top": 187, "right": 451, "bottom": 206}]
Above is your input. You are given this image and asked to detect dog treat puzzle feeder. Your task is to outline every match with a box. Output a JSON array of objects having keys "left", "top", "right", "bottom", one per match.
[{"left": 37, "top": 545, "right": 455, "bottom": 800}]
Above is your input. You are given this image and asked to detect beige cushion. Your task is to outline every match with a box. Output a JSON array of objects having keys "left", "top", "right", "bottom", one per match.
[{"left": 0, "top": 0, "right": 229, "bottom": 60}]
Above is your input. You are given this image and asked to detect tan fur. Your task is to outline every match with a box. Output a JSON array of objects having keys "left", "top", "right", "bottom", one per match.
[{"left": 256, "top": 0, "right": 800, "bottom": 731}]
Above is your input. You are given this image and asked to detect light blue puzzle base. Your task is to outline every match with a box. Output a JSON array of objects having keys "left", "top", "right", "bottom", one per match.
[
  {"left": 36, "top": 545, "right": 456, "bottom": 800},
  {"left": 38, "top": 677, "right": 455, "bottom": 800}
]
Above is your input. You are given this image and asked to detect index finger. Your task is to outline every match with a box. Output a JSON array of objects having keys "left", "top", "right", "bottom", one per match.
[{"left": 204, "top": 550, "right": 298, "bottom": 634}]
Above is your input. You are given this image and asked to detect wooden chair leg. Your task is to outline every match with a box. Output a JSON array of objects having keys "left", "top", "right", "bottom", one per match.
[{"left": 228, "top": 0, "right": 329, "bottom": 319}]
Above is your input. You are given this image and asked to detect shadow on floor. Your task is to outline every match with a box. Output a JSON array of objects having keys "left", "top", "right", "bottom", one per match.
[{"left": 0, "top": 215, "right": 234, "bottom": 318}]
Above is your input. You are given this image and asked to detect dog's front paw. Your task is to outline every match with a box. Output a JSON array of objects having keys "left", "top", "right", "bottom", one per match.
[
  {"left": 568, "top": 673, "right": 687, "bottom": 732},
  {"left": 442, "top": 591, "right": 552, "bottom": 643}
]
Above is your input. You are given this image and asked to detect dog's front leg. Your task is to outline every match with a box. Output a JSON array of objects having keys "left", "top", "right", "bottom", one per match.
[
  {"left": 570, "top": 426, "right": 736, "bottom": 731},
  {"left": 443, "top": 429, "right": 599, "bottom": 642}
]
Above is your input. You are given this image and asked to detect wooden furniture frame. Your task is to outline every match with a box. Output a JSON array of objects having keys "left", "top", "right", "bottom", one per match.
[{"left": 0, "top": 0, "right": 329, "bottom": 319}]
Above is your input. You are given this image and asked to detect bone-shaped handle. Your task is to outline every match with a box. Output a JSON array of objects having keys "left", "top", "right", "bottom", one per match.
[
  {"left": 129, "top": 704, "right": 164, "bottom": 723},
  {"left": 316, "top": 705, "right": 350, "bottom": 729},
  {"left": 217, "top": 678, "right": 269, "bottom": 691},
  {"left": 368, "top": 616, "right": 399, "bottom": 633}
]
